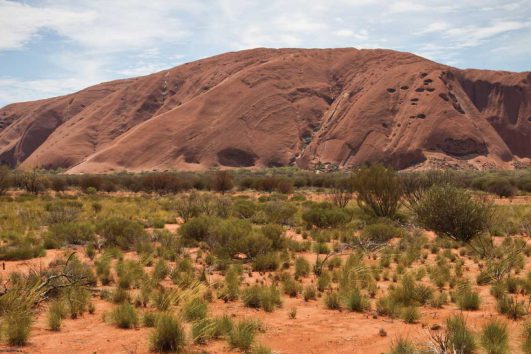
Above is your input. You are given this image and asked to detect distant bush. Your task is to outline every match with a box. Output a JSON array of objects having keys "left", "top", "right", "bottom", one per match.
[
  {"left": 45, "top": 222, "right": 94, "bottom": 247},
  {"left": 96, "top": 217, "right": 148, "bottom": 250},
  {"left": 302, "top": 204, "right": 351, "bottom": 228},
  {"left": 352, "top": 164, "right": 402, "bottom": 218},
  {"left": 0, "top": 232, "right": 44, "bottom": 260},
  {"left": 361, "top": 223, "right": 402, "bottom": 243}
]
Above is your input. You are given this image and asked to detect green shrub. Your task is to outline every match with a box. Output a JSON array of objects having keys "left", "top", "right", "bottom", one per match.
[
  {"left": 325, "top": 292, "right": 341, "bottom": 310},
  {"left": 252, "top": 345, "right": 273, "bottom": 354},
  {"left": 401, "top": 306, "right": 420, "bottom": 324},
  {"left": 345, "top": 288, "right": 370, "bottom": 312},
  {"left": 303, "top": 285, "right": 317, "bottom": 301},
  {"left": 361, "top": 223, "right": 402, "bottom": 243},
  {"left": 496, "top": 295, "right": 527, "bottom": 320},
  {"left": 352, "top": 164, "right": 402, "bottom": 218},
  {"left": 302, "top": 205, "right": 351, "bottom": 228},
  {"left": 481, "top": 320, "right": 509, "bottom": 354},
  {"left": 414, "top": 185, "right": 492, "bottom": 243},
  {"left": 150, "top": 313, "right": 186, "bottom": 352},
  {"left": 182, "top": 297, "right": 208, "bottom": 322},
  {"left": 96, "top": 217, "right": 148, "bottom": 250},
  {"left": 45, "top": 222, "right": 94, "bottom": 247},
  {"left": 111, "top": 302, "right": 139, "bottom": 329},
  {"left": 0, "top": 232, "right": 44, "bottom": 260},
  {"left": 228, "top": 319, "right": 258, "bottom": 351},
  {"left": 447, "top": 314, "right": 476, "bottom": 354},
  {"left": 252, "top": 252, "right": 280, "bottom": 272},
  {"left": 376, "top": 295, "right": 400, "bottom": 318},
  {"left": 282, "top": 275, "right": 301, "bottom": 297},
  {"left": 523, "top": 321, "right": 531, "bottom": 354},
  {"left": 5, "top": 310, "right": 32, "bottom": 346},
  {"left": 455, "top": 281, "right": 481, "bottom": 311},
  {"left": 294, "top": 257, "right": 311, "bottom": 278},
  {"left": 47, "top": 300, "right": 66, "bottom": 331},
  {"left": 390, "top": 337, "right": 417, "bottom": 354}
]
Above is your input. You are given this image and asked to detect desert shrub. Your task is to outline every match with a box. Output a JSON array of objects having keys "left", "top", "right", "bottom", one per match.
[
  {"left": 376, "top": 295, "right": 400, "bottom": 318},
  {"left": 252, "top": 252, "right": 280, "bottom": 272},
  {"left": 455, "top": 281, "right": 480, "bottom": 311},
  {"left": 95, "top": 256, "right": 113, "bottom": 285},
  {"left": 5, "top": 310, "right": 32, "bottom": 346},
  {"left": 317, "top": 271, "right": 331, "bottom": 291},
  {"left": 252, "top": 345, "right": 273, "bottom": 354},
  {"left": 182, "top": 297, "right": 208, "bottom": 321},
  {"left": 233, "top": 199, "right": 257, "bottom": 219},
  {"left": 352, "top": 164, "right": 402, "bottom": 218},
  {"left": 303, "top": 285, "right": 317, "bottom": 301},
  {"left": 219, "top": 266, "right": 241, "bottom": 302},
  {"left": 193, "top": 318, "right": 216, "bottom": 344},
  {"left": 496, "top": 295, "right": 527, "bottom": 320},
  {"left": 523, "top": 321, "right": 531, "bottom": 354},
  {"left": 446, "top": 314, "right": 476, "bottom": 354},
  {"left": 111, "top": 302, "right": 139, "bottom": 329},
  {"left": 481, "top": 320, "right": 509, "bottom": 354},
  {"left": 179, "top": 215, "right": 217, "bottom": 243},
  {"left": 302, "top": 205, "right": 351, "bottom": 228},
  {"left": 294, "top": 257, "right": 311, "bottom": 278},
  {"left": 45, "top": 200, "right": 83, "bottom": 224},
  {"left": 282, "top": 275, "right": 301, "bottom": 297},
  {"left": 429, "top": 291, "right": 448, "bottom": 308},
  {"left": 401, "top": 306, "right": 420, "bottom": 324},
  {"left": 242, "top": 285, "right": 282, "bottom": 312},
  {"left": 0, "top": 232, "right": 44, "bottom": 261},
  {"left": 325, "top": 292, "right": 341, "bottom": 310},
  {"left": 150, "top": 313, "right": 186, "bottom": 352},
  {"left": 153, "top": 259, "right": 169, "bottom": 281},
  {"left": 212, "top": 314, "right": 234, "bottom": 338},
  {"left": 143, "top": 312, "right": 158, "bottom": 327},
  {"left": 47, "top": 300, "right": 66, "bottom": 331},
  {"left": 96, "top": 217, "right": 148, "bottom": 250},
  {"left": 45, "top": 222, "right": 94, "bottom": 247},
  {"left": 361, "top": 223, "right": 402, "bottom": 243},
  {"left": 116, "top": 259, "right": 146, "bottom": 289},
  {"left": 212, "top": 171, "right": 234, "bottom": 193},
  {"left": 63, "top": 284, "right": 91, "bottom": 318},
  {"left": 260, "top": 224, "right": 285, "bottom": 249},
  {"left": 389, "top": 337, "right": 417, "bottom": 354},
  {"left": 345, "top": 288, "right": 370, "bottom": 312},
  {"left": 261, "top": 201, "right": 297, "bottom": 225},
  {"left": 228, "top": 319, "right": 258, "bottom": 351},
  {"left": 414, "top": 185, "right": 492, "bottom": 244}
]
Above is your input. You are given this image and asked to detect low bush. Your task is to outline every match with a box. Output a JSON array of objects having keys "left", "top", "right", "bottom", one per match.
[
  {"left": 228, "top": 319, "right": 258, "bottom": 351},
  {"left": 481, "top": 320, "right": 509, "bottom": 354},
  {"left": 111, "top": 302, "right": 138, "bottom": 329},
  {"left": 150, "top": 313, "right": 186, "bottom": 352}
]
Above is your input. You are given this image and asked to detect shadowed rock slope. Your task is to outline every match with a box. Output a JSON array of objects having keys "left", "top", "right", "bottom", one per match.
[{"left": 0, "top": 48, "right": 529, "bottom": 172}]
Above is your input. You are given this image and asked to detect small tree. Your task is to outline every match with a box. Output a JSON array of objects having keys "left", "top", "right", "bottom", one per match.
[
  {"left": 213, "top": 171, "right": 233, "bottom": 194},
  {"left": 329, "top": 176, "right": 353, "bottom": 208},
  {"left": 352, "top": 164, "right": 402, "bottom": 218}
]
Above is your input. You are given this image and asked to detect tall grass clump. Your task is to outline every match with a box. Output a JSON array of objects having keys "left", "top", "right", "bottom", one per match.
[
  {"left": 150, "top": 313, "right": 186, "bottom": 353},
  {"left": 481, "top": 320, "right": 509, "bottom": 354}
]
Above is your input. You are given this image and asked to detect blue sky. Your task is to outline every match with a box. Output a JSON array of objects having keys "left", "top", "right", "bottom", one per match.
[{"left": 1, "top": 0, "right": 530, "bottom": 107}]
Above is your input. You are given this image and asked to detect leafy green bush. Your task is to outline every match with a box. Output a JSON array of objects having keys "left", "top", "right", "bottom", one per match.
[
  {"left": 414, "top": 185, "right": 492, "bottom": 243},
  {"left": 302, "top": 204, "right": 351, "bottom": 228}
]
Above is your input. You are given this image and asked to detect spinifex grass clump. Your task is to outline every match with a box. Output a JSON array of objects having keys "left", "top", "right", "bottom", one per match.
[
  {"left": 150, "top": 313, "right": 186, "bottom": 352},
  {"left": 228, "top": 319, "right": 259, "bottom": 351},
  {"left": 481, "top": 320, "right": 509, "bottom": 354},
  {"left": 111, "top": 302, "right": 139, "bottom": 329},
  {"left": 242, "top": 285, "right": 282, "bottom": 312}
]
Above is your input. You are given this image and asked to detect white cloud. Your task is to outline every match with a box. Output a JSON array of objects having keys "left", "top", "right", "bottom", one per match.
[{"left": 0, "top": 0, "right": 530, "bottom": 106}]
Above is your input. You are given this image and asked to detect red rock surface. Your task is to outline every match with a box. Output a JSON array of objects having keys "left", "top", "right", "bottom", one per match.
[{"left": 0, "top": 48, "right": 529, "bottom": 172}]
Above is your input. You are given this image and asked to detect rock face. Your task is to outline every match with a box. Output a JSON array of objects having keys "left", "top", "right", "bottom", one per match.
[{"left": 0, "top": 48, "right": 529, "bottom": 172}]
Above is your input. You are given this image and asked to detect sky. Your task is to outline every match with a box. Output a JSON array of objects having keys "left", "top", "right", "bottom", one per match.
[{"left": 0, "top": 0, "right": 530, "bottom": 107}]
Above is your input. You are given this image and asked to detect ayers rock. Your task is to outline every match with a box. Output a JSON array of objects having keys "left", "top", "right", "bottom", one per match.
[{"left": 0, "top": 48, "right": 530, "bottom": 173}]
